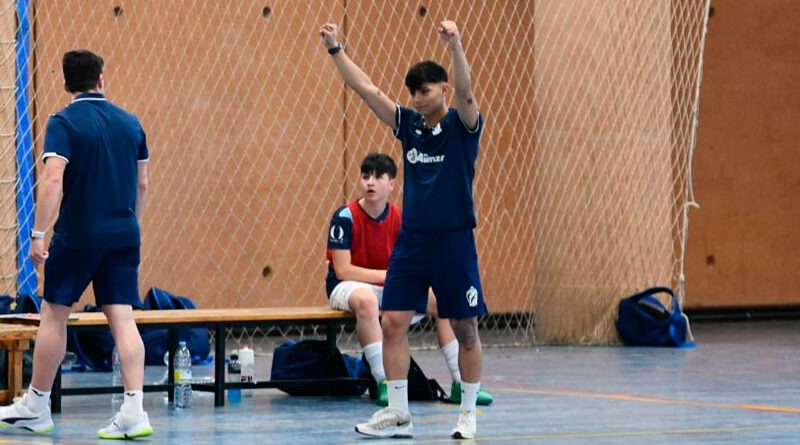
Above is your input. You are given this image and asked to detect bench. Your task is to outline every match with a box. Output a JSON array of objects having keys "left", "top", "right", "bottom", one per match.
[
  {"left": 0, "top": 323, "right": 39, "bottom": 403},
  {"left": 0, "top": 307, "right": 359, "bottom": 413}
]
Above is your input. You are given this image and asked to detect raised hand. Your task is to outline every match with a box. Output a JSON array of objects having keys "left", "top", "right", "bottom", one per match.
[
  {"left": 437, "top": 20, "right": 460, "bottom": 44},
  {"left": 318, "top": 23, "right": 340, "bottom": 49}
]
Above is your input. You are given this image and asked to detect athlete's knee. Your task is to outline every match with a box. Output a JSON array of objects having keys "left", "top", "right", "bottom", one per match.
[
  {"left": 350, "top": 292, "right": 379, "bottom": 320},
  {"left": 451, "top": 318, "right": 479, "bottom": 350},
  {"left": 381, "top": 312, "right": 410, "bottom": 342}
]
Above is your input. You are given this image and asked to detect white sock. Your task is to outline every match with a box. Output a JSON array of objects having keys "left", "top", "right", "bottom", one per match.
[
  {"left": 121, "top": 390, "right": 144, "bottom": 416},
  {"left": 460, "top": 381, "right": 480, "bottom": 412},
  {"left": 25, "top": 386, "right": 50, "bottom": 412},
  {"left": 440, "top": 340, "right": 461, "bottom": 383},
  {"left": 363, "top": 342, "right": 386, "bottom": 382},
  {"left": 387, "top": 379, "right": 409, "bottom": 414}
]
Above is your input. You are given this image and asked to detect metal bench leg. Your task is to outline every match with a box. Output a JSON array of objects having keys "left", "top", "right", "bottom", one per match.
[
  {"left": 214, "top": 326, "right": 225, "bottom": 407},
  {"left": 167, "top": 329, "right": 176, "bottom": 404},
  {"left": 326, "top": 321, "right": 337, "bottom": 355}
]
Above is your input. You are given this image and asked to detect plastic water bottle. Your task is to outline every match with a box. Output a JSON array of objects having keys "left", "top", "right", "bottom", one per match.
[
  {"left": 174, "top": 341, "right": 193, "bottom": 409},
  {"left": 111, "top": 347, "right": 123, "bottom": 408},
  {"left": 227, "top": 352, "right": 241, "bottom": 403},
  {"left": 239, "top": 345, "right": 255, "bottom": 397}
]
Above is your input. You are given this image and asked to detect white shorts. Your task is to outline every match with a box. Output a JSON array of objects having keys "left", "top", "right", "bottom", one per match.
[
  {"left": 328, "top": 280, "right": 425, "bottom": 324},
  {"left": 328, "top": 280, "right": 384, "bottom": 312}
]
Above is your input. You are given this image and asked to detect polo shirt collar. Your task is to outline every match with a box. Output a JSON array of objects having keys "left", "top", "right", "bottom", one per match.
[{"left": 71, "top": 92, "right": 106, "bottom": 103}]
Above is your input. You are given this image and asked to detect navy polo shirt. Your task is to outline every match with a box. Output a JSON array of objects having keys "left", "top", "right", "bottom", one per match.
[
  {"left": 43, "top": 93, "right": 149, "bottom": 249},
  {"left": 393, "top": 105, "right": 482, "bottom": 231}
]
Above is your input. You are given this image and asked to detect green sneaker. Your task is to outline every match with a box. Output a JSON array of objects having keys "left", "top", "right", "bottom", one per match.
[
  {"left": 449, "top": 381, "right": 494, "bottom": 406},
  {"left": 376, "top": 380, "right": 389, "bottom": 406}
]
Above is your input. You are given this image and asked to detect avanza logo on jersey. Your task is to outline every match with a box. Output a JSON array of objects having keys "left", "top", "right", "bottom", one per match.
[{"left": 407, "top": 148, "right": 445, "bottom": 165}]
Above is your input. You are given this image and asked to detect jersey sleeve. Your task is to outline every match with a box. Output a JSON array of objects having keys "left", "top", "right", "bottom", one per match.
[
  {"left": 327, "top": 205, "right": 354, "bottom": 250},
  {"left": 42, "top": 114, "right": 71, "bottom": 163},
  {"left": 393, "top": 105, "right": 417, "bottom": 140},
  {"left": 138, "top": 125, "right": 150, "bottom": 162},
  {"left": 460, "top": 111, "right": 484, "bottom": 136}
]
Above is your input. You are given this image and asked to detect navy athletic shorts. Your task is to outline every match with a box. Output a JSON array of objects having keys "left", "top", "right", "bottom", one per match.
[
  {"left": 44, "top": 238, "right": 142, "bottom": 308},
  {"left": 382, "top": 228, "right": 488, "bottom": 319}
]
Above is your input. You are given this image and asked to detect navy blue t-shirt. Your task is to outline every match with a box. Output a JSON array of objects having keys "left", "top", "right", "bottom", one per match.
[
  {"left": 43, "top": 93, "right": 149, "bottom": 249},
  {"left": 393, "top": 105, "right": 482, "bottom": 230}
]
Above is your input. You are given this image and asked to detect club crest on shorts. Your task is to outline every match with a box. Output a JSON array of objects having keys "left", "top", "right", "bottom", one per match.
[{"left": 465, "top": 286, "right": 478, "bottom": 307}]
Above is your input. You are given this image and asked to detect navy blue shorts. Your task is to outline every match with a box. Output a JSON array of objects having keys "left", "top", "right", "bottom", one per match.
[
  {"left": 44, "top": 238, "right": 142, "bottom": 307},
  {"left": 382, "top": 228, "right": 487, "bottom": 320}
]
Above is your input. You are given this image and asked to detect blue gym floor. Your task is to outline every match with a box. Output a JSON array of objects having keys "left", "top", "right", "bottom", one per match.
[{"left": 0, "top": 320, "right": 798, "bottom": 444}]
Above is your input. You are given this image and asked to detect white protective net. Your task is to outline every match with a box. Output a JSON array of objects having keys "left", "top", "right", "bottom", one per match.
[{"left": 0, "top": 1, "right": 709, "bottom": 349}]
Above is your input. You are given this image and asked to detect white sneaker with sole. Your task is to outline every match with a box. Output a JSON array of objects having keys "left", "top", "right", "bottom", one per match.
[
  {"left": 451, "top": 410, "right": 477, "bottom": 439},
  {"left": 0, "top": 395, "right": 54, "bottom": 434},
  {"left": 355, "top": 407, "right": 413, "bottom": 438},
  {"left": 97, "top": 411, "right": 153, "bottom": 439}
]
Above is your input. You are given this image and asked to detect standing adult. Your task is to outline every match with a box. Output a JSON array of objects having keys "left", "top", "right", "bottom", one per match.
[{"left": 0, "top": 50, "right": 153, "bottom": 440}]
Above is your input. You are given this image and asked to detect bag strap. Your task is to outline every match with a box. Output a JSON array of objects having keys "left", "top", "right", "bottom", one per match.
[
  {"left": 174, "top": 296, "right": 198, "bottom": 310},
  {"left": 626, "top": 286, "right": 674, "bottom": 303},
  {"left": 628, "top": 286, "right": 683, "bottom": 319},
  {"left": 409, "top": 356, "right": 449, "bottom": 403},
  {"left": 431, "top": 379, "right": 449, "bottom": 403},
  {"left": 145, "top": 287, "right": 176, "bottom": 310}
]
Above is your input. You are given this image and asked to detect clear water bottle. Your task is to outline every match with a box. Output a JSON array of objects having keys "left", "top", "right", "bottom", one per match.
[
  {"left": 239, "top": 345, "right": 255, "bottom": 397},
  {"left": 173, "top": 341, "right": 193, "bottom": 409},
  {"left": 111, "top": 347, "right": 123, "bottom": 408}
]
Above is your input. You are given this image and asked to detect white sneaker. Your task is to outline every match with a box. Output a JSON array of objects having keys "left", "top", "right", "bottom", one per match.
[
  {"left": 451, "top": 410, "right": 477, "bottom": 439},
  {"left": 97, "top": 411, "right": 153, "bottom": 439},
  {"left": 355, "top": 407, "right": 413, "bottom": 438},
  {"left": 0, "top": 395, "right": 54, "bottom": 434}
]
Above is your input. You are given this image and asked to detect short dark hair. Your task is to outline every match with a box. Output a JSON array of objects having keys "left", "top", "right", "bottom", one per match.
[
  {"left": 404, "top": 60, "right": 448, "bottom": 95},
  {"left": 63, "top": 50, "right": 104, "bottom": 93},
  {"left": 360, "top": 153, "right": 397, "bottom": 179}
]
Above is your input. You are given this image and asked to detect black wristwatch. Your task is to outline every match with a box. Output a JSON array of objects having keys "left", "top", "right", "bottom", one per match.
[{"left": 327, "top": 42, "right": 344, "bottom": 55}]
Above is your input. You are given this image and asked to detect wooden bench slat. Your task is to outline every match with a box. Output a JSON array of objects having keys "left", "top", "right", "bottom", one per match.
[{"left": 0, "top": 307, "right": 353, "bottom": 327}]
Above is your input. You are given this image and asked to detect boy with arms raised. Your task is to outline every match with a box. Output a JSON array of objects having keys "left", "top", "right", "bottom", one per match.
[{"left": 320, "top": 20, "right": 488, "bottom": 439}]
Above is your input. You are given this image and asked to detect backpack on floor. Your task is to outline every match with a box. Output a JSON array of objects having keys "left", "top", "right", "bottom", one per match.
[
  {"left": 270, "top": 339, "right": 370, "bottom": 396},
  {"left": 363, "top": 354, "right": 448, "bottom": 402},
  {"left": 615, "top": 286, "right": 695, "bottom": 348}
]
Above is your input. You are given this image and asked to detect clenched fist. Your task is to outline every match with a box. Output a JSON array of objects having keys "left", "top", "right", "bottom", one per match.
[
  {"left": 318, "top": 23, "right": 340, "bottom": 49},
  {"left": 437, "top": 20, "right": 460, "bottom": 44}
]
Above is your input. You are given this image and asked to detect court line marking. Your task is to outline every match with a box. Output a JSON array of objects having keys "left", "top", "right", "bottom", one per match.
[
  {"left": 337, "top": 422, "right": 800, "bottom": 444},
  {"left": 495, "top": 385, "right": 800, "bottom": 414}
]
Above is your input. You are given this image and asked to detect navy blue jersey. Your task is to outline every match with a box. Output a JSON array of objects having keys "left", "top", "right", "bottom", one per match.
[
  {"left": 43, "top": 93, "right": 149, "bottom": 249},
  {"left": 393, "top": 105, "right": 482, "bottom": 231}
]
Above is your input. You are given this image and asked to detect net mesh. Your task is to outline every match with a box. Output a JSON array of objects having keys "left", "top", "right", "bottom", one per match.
[{"left": 0, "top": 0, "right": 709, "bottom": 350}]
